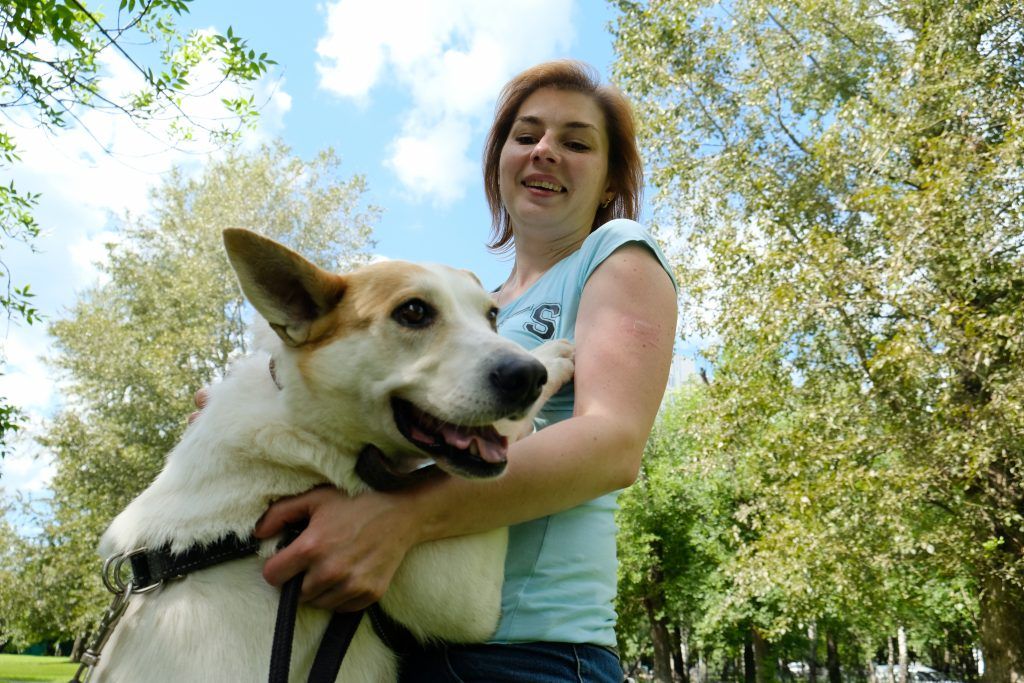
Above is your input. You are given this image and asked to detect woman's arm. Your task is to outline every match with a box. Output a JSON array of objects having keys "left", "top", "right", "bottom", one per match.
[{"left": 256, "top": 243, "right": 677, "bottom": 611}]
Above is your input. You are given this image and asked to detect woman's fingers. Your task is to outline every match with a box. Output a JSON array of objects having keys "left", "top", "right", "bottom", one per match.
[
  {"left": 257, "top": 486, "right": 417, "bottom": 611},
  {"left": 187, "top": 388, "right": 209, "bottom": 424}
]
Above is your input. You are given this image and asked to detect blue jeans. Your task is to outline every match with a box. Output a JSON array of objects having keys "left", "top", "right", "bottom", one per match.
[{"left": 398, "top": 641, "right": 624, "bottom": 682}]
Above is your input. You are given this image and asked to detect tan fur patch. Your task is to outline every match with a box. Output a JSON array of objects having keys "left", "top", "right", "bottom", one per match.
[{"left": 294, "top": 261, "right": 436, "bottom": 381}]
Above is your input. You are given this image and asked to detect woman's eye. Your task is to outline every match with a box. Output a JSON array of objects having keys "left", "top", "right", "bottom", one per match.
[
  {"left": 392, "top": 299, "right": 436, "bottom": 328},
  {"left": 515, "top": 135, "right": 537, "bottom": 144},
  {"left": 565, "top": 141, "right": 590, "bottom": 152}
]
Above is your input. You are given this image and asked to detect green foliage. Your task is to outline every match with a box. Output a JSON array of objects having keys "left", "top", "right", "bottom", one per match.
[
  {"left": 613, "top": 0, "right": 1023, "bottom": 674},
  {"left": 0, "top": 141, "right": 377, "bottom": 644},
  {"left": 0, "top": 0, "right": 274, "bottom": 456},
  {"left": 618, "top": 385, "right": 736, "bottom": 658}
]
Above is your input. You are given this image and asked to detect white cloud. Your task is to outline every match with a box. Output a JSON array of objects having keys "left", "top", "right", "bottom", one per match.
[
  {"left": 316, "top": 0, "right": 575, "bottom": 204},
  {"left": 0, "top": 327, "right": 54, "bottom": 413},
  {"left": 0, "top": 445, "right": 55, "bottom": 495},
  {"left": 385, "top": 115, "right": 477, "bottom": 205},
  {"left": 68, "top": 229, "right": 121, "bottom": 288}
]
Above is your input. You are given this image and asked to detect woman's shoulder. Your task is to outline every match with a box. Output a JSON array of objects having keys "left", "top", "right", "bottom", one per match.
[
  {"left": 573, "top": 219, "right": 677, "bottom": 291},
  {"left": 582, "top": 218, "right": 651, "bottom": 247}
]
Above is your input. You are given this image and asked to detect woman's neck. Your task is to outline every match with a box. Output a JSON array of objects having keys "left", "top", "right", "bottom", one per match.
[{"left": 497, "top": 229, "right": 589, "bottom": 305}]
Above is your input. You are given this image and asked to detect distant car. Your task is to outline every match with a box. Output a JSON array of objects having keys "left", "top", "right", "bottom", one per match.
[
  {"left": 787, "top": 661, "right": 808, "bottom": 676},
  {"left": 873, "top": 663, "right": 963, "bottom": 683}
]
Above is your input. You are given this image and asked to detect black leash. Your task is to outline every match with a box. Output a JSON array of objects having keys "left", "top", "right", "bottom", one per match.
[
  {"left": 268, "top": 568, "right": 304, "bottom": 682},
  {"left": 82, "top": 529, "right": 363, "bottom": 683},
  {"left": 307, "top": 611, "right": 365, "bottom": 680},
  {"left": 266, "top": 447, "right": 433, "bottom": 682},
  {"left": 267, "top": 524, "right": 368, "bottom": 683}
]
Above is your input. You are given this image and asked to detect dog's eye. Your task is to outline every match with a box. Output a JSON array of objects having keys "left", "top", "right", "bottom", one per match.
[
  {"left": 392, "top": 299, "right": 436, "bottom": 328},
  {"left": 487, "top": 307, "right": 498, "bottom": 330}
]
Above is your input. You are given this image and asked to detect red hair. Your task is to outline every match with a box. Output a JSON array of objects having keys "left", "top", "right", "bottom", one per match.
[{"left": 483, "top": 60, "right": 643, "bottom": 252}]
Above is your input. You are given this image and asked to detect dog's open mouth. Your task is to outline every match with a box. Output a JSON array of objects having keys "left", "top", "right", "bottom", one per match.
[{"left": 391, "top": 398, "right": 508, "bottom": 478}]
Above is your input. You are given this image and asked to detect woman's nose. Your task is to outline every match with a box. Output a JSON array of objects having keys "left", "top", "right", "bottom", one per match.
[{"left": 531, "top": 132, "right": 558, "bottom": 163}]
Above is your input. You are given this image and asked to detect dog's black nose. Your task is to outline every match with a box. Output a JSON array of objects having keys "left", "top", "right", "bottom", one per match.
[{"left": 490, "top": 356, "right": 548, "bottom": 406}]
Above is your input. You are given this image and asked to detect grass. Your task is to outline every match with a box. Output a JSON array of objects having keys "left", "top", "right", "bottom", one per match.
[{"left": 0, "top": 655, "right": 80, "bottom": 683}]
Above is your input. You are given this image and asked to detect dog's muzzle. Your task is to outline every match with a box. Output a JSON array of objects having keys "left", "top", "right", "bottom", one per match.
[{"left": 389, "top": 398, "right": 512, "bottom": 479}]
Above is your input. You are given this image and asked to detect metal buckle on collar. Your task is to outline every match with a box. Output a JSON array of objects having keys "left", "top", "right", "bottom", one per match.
[{"left": 102, "top": 547, "right": 164, "bottom": 595}]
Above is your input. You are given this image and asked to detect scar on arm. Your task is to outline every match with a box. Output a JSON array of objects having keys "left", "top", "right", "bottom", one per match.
[{"left": 617, "top": 315, "right": 666, "bottom": 349}]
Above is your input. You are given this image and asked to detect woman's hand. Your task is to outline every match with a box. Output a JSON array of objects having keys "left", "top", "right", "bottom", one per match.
[
  {"left": 188, "top": 388, "right": 208, "bottom": 424},
  {"left": 255, "top": 486, "right": 420, "bottom": 612}
]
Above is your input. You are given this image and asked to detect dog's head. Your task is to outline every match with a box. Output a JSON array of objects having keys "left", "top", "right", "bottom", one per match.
[{"left": 223, "top": 228, "right": 546, "bottom": 479}]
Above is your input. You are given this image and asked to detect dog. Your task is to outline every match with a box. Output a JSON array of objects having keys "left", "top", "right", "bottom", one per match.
[{"left": 90, "top": 228, "right": 574, "bottom": 681}]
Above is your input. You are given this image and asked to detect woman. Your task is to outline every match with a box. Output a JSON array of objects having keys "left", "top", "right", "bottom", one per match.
[{"left": 254, "top": 60, "right": 678, "bottom": 681}]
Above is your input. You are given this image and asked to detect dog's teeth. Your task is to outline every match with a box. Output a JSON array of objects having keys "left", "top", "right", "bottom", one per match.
[{"left": 469, "top": 441, "right": 480, "bottom": 457}]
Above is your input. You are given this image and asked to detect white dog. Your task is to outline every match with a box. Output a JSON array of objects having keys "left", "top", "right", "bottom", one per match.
[{"left": 90, "top": 228, "right": 574, "bottom": 681}]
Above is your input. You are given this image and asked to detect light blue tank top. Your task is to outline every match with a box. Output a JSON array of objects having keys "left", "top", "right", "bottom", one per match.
[{"left": 491, "top": 219, "right": 676, "bottom": 646}]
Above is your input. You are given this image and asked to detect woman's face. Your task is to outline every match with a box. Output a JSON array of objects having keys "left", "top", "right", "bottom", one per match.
[{"left": 498, "top": 87, "right": 611, "bottom": 241}]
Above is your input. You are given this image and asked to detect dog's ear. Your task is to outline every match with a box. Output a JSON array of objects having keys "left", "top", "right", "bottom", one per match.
[
  {"left": 223, "top": 228, "right": 346, "bottom": 346},
  {"left": 459, "top": 269, "right": 483, "bottom": 288}
]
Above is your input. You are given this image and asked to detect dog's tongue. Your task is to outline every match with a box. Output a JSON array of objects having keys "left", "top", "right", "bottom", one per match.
[{"left": 439, "top": 425, "right": 508, "bottom": 463}]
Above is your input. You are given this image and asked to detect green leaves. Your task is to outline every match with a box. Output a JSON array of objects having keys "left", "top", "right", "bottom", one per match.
[{"left": 614, "top": 0, "right": 1024, "bottom": 673}]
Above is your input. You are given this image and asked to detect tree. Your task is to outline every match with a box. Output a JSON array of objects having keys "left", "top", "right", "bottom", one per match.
[
  {"left": 0, "top": 0, "right": 274, "bottom": 454},
  {"left": 618, "top": 384, "right": 714, "bottom": 681},
  {"left": 613, "top": 0, "right": 1023, "bottom": 679},
  {"left": 618, "top": 383, "right": 783, "bottom": 682},
  {"left": 0, "top": 141, "right": 377, "bottom": 645}
]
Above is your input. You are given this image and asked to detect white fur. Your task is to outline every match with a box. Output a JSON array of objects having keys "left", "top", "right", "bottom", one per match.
[{"left": 91, "top": 239, "right": 574, "bottom": 683}]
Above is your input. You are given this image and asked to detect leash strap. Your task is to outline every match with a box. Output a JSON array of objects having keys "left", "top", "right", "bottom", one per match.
[
  {"left": 267, "top": 525, "right": 367, "bottom": 683},
  {"left": 367, "top": 604, "right": 418, "bottom": 657},
  {"left": 307, "top": 611, "right": 365, "bottom": 681},
  {"left": 268, "top": 577, "right": 366, "bottom": 683},
  {"left": 268, "top": 572, "right": 304, "bottom": 683}
]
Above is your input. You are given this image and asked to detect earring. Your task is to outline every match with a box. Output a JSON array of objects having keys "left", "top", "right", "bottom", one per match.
[{"left": 601, "top": 197, "right": 612, "bottom": 209}]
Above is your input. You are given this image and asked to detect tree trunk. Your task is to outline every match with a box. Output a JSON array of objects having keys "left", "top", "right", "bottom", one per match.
[
  {"left": 674, "top": 624, "right": 689, "bottom": 683},
  {"left": 70, "top": 632, "right": 88, "bottom": 663},
  {"left": 865, "top": 652, "right": 879, "bottom": 683},
  {"left": 744, "top": 631, "right": 756, "bottom": 683},
  {"left": 979, "top": 575, "right": 1024, "bottom": 683},
  {"left": 826, "top": 631, "right": 842, "bottom": 683},
  {"left": 645, "top": 595, "right": 675, "bottom": 682},
  {"left": 887, "top": 636, "right": 897, "bottom": 683},
  {"left": 898, "top": 626, "right": 909, "bottom": 683},
  {"left": 752, "top": 628, "right": 771, "bottom": 683},
  {"left": 721, "top": 654, "right": 735, "bottom": 683},
  {"left": 808, "top": 622, "right": 819, "bottom": 683}
]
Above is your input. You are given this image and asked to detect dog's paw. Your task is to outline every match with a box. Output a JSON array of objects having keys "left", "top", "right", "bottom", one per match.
[{"left": 533, "top": 339, "right": 574, "bottom": 390}]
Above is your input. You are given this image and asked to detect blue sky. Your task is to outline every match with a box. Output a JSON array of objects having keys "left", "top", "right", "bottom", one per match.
[{"left": 0, "top": 1, "right": 694, "bottom": 501}]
